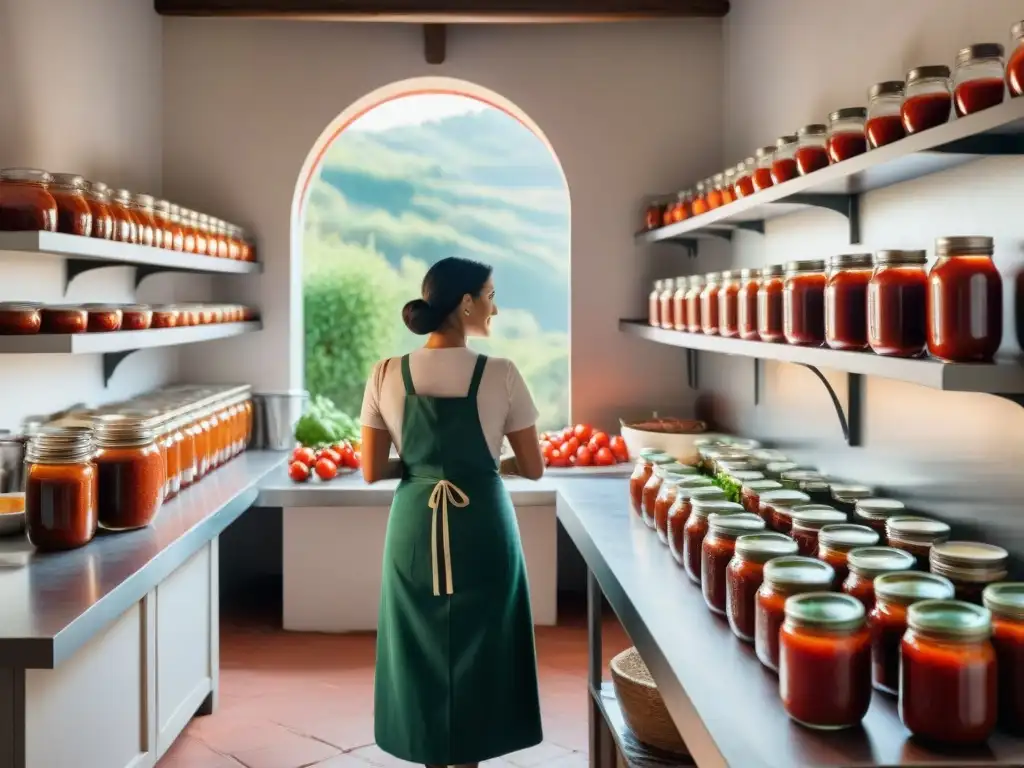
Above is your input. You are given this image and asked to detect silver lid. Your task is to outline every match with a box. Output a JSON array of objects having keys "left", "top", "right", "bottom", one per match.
[
  {"left": 1014, "top": 21, "right": 1024, "bottom": 40},
  {"left": 689, "top": 275, "right": 705, "bottom": 287},
  {"left": 906, "top": 65, "right": 951, "bottom": 83},
  {"left": 791, "top": 505, "right": 847, "bottom": 530},
  {"left": 739, "top": 268, "right": 761, "bottom": 279},
  {"left": 956, "top": 43, "right": 1005, "bottom": 66},
  {"left": 50, "top": 173, "right": 86, "bottom": 189},
  {"left": 887, "top": 515, "right": 951, "bottom": 545},
  {"left": 755, "top": 145, "right": 776, "bottom": 159},
  {"left": 784, "top": 259, "right": 826, "bottom": 273},
  {"left": 869, "top": 80, "right": 905, "bottom": 100},
  {"left": 721, "top": 270, "right": 737, "bottom": 281},
  {"left": 760, "top": 264, "right": 784, "bottom": 276},
  {"left": 25, "top": 427, "right": 94, "bottom": 464},
  {"left": 88, "top": 181, "right": 110, "bottom": 195},
  {"left": 847, "top": 546, "right": 916, "bottom": 577},
  {"left": 155, "top": 199, "right": 172, "bottom": 214},
  {"left": 92, "top": 413, "right": 157, "bottom": 448},
  {"left": 828, "top": 253, "right": 873, "bottom": 270},
  {"left": 854, "top": 497, "right": 905, "bottom": 521},
  {"left": 828, "top": 107, "right": 867, "bottom": 123},
  {"left": 707, "top": 512, "right": 765, "bottom": 537},
  {"left": 1, "top": 168, "right": 52, "bottom": 183},
  {"left": 690, "top": 499, "right": 744, "bottom": 519},
  {"left": 114, "top": 188, "right": 133, "bottom": 203},
  {"left": 775, "top": 134, "right": 799, "bottom": 148},
  {"left": 818, "top": 523, "right": 879, "bottom": 552},
  {"left": 935, "top": 236, "right": 993, "bottom": 257},
  {"left": 874, "top": 249, "right": 927, "bottom": 266},
  {"left": 705, "top": 272, "right": 721, "bottom": 282},
  {"left": 797, "top": 123, "right": 828, "bottom": 137},
  {"left": 712, "top": 172, "right": 725, "bottom": 184},
  {"left": 134, "top": 193, "right": 156, "bottom": 208}
]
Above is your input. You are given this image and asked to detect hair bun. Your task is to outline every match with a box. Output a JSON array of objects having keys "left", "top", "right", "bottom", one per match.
[{"left": 402, "top": 298, "right": 442, "bottom": 335}]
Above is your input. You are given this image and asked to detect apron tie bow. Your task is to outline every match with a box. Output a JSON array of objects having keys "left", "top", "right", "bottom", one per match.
[{"left": 428, "top": 479, "right": 470, "bottom": 596}]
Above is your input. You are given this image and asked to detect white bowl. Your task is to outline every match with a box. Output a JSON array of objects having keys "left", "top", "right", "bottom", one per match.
[
  {"left": 620, "top": 419, "right": 708, "bottom": 466},
  {"left": 0, "top": 492, "right": 25, "bottom": 536}
]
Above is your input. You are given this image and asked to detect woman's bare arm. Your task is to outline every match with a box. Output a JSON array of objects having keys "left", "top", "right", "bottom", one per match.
[
  {"left": 503, "top": 425, "right": 545, "bottom": 481},
  {"left": 361, "top": 425, "right": 403, "bottom": 484}
]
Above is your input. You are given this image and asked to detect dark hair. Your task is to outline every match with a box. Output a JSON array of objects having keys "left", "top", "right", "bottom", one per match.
[{"left": 402, "top": 257, "right": 493, "bottom": 335}]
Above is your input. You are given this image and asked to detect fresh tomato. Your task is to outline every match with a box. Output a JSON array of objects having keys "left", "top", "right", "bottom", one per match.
[
  {"left": 293, "top": 446, "right": 316, "bottom": 466},
  {"left": 322, "top": 447, "right": 343, "bottom": 467},
  {"left": 575, "top": 446, "right": 593, "bottom": 467},
  {"left": 288, "top": 461, "right": 311, "bottom": 483},
  {"left": 594, "top": 446, "right": 616, "bottom": 466},
  {"left": 549, "top": 448, "right": 569, "bottom": 468},
  {"left": 314, "top": 457, "right": 338, "bottom": 481},
  {"left": 574, "top": 424, "right": 593, "bottom": 443},
  {"left": 339, "top": 444, "right": 359, "bottom": 469},
  {"left": 565, "top": 436, "right": 580, "bottom": 456},
  {"left": 610, "top": 436, "right": 629, "bottom": 463},
  {"left": 591, "top": 431, "right": 610, "bottom": 449}
]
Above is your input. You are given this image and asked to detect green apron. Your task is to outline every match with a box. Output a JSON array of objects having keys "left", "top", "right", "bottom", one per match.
[{"left": 374, "top": 353, "right": 543, "bottom": 764}]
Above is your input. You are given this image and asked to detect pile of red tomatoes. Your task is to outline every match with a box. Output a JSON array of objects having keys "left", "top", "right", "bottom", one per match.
[
  {"left": 539, "top": 424, "right": 630, "bottom": 468},
  {"left": 288, "top": 441, "right": 361, "bottom": 483}
]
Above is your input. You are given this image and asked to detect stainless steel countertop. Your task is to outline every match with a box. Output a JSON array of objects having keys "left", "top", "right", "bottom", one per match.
[{"left": 0, "top": 451, "right": 285, "bottom": 669}]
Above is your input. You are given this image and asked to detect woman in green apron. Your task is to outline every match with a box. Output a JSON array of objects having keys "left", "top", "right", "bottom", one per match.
[{"left": 360, "top": 257, "right": 546, "bottom": 767}]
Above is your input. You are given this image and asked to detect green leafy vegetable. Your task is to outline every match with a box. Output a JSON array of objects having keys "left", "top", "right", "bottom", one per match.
[
  {"left": 294, "top": 394, "right": 360, "bottom": 447},
  {"left": 713, "top": 471, "right": 742, "bottom": 504}
]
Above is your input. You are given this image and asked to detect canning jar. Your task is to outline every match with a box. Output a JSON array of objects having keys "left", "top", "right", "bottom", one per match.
[
  {"left": 659, "top": 278, "right": 676, "bottom": 330},
  {"left": 828, "top": 483, "right": 874, "bottom": 516},
  {"left": 0, "top": 168, "right": 58, "bottom": 232},
  {"left": 177, "top": 415, "right": 198, "bottom": 488},
  {"left": 751, "top": 146, "right": 775, "bottom": 191},
  {"left": 48, "top": 173, "right": 93, "bottom": 237},
  {"left": 780, "top": 593, "right": 872, "bottom": 729},
  {"left": 120, "top": 304, "right": 153, "bottom": 331},
  {"left": 194, "top": 408, "right": 213, "bottom": 478},
  {"left": 629, "top": 453, "right": 671, "bottom": 517},
  {"left": 853, "top": 498, "right": 905, "bottom": 541},
  {"left": 25, "top": 428, "right": 97, "bottom": 551},
  {"left": 771, "top": 135, "right": 799, "bottom": 184},
  {"left": 721, "top": 169, "right": 736, "bottom": 205},
  {"left": 702, "top": 513, "right": 766, "bottom": 615},
  {"left": 757, "top": 264, "right": 785, "bottom": 342},
  {"left": 755, "top": 556, "right": 834, "bottom": 672},
  {"left": 132, "top": 193, "right": 159, "bottom": 248},
  {"left": 151, "top": 306, "right": 179, "bottom": 329},
  {"left": 737, "top": 269, "right": 761, "bottom": 340},
  {"left": 0, "top": 303, "right": 42, "bottom": 334},
  {"left": 179, "top": 208, "right": 196, "bottom": 252},
  {"left": 790, "top": 505, "right": 847, "bottom": 556},
  {"left": 1011, "top": 21, "right": 1024, "bottom": 97},
  {"left": 662, "top": 196, "right": 680, "bottom": 226},
  {"left": 672, "top": 278, "right": 688, "bottom": 331},
  {"left": 683, "top": 499, "right": 744, "bottom": 584},
  {"left": 870, "top": 572, "right": 954, "bottom": 695},
  {"left": 740, "top": 479, "right": 783, "bottom": 516},
  {"left": 818, "top": 524, "right": 880, "bottom": 589},
  {"left": 902, "top": 65, "right": 953, "bottom": 134},
  {"left": 648, "top": 280, "right": 662, "bottom": 327},
  {"left": 718, "top": 271, "right": 740, "bottom": 337},
  {"left": 684, "top": 276, "right": 704, "bottom": 332},
  {"left": 153, "top": 200, "right": 174, "bottom": 249},
  {"left": 642, "top": 459, "right": 689, "bottom": 528},
  {"left": 690, "top": 182, "right": 709, "bottom": 216},
  {"left": 83, "top": 304, "right": 123, "bottom": 333},
  {"left": 983, "top": 583, "right": 1024, "bottom": 733},
  {"left": 700, "top": 273, "right": 721, "bottom": 335},
  {"left": 111, "top": 190, "right": 140, "bottom": 244},
  {"left": 758, "top": 489, "right": 811, "bottom": 534},
  {"left": 953, "top": 44, "right": 1006, "bottom": 116},
  {"left": 167, "top": 204, "right": 187, "bottom": 251},
  {"left": 727, "top": 533, "right": 798, "bottom": 642},
  {"left": 826, "top": 253, "right": 873, "bottom": 349},
  {"left": 866, "top": 81, "right": 907, "bottom": 148},
  {"left": 192, "top": 211, "right": 209, "bottom": 255},
  {"left": 900, "top": 600, "right": 996, "bottom": 744},
  {"left": 843, "top": 546, "right": 915, "bottom": 611},
  {"left": 158, "top": 418, "right": 182, "bottom": 501},
  {"left": 199, "top": 213, "right": 218, "bottom": 257},
  {"left": 707, "top": 175, "right": 724, "bottom": 210},
  {"left": 930, "top": 541, "right": 1008, "bottom": 604},
  {"left": 84, "top": 181, "right": 115, "bottom": 240},
  {"left": 40, "top": 305, "right": 88, "bottom": 334},
  {"left": 826, "top": 108, "right": 868, "bottom": 163},
  {"left": 654, "top": 474, "right": 703, "bottom": 543},
  {"left": 927, "top": 236, "right": 1002, "bottom": 362},
  {"left": 794, "top": 124, "right": 829, "bottom": 175},
  {"left": 93, "top": 414, "right": 164, "bottom": 531},
  {"left": 780, "top": 470, "right": 830, "bottom": 503},
  {"left": 886, "top": 516, "right": 951, "bottom": 569},
  {"left": 668, "top": 485, "right": 725, "bottom": 566},
  {"left": 868, "top": 249, "right": 928, "bottom": 357},
  {"left": 734, "top": 158, "right": 755, "bottom": 198},
  {"left": 784, "top": 259, "right": 827, "bottom": 346}
]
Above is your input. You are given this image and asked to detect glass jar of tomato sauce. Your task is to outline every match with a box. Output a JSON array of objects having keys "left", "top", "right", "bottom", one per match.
[
  {"left": 629, "top": 452, "right": 671, "bottom": 517},
  {"left": 690, "top": 182, "right": 709, "bottom": 216},
  {"left": 953, "top": 44, "right": 1006, "bottom": 116},
  {"left": 900, "top": 600, "right": 997, "bottom": 744},
  {"left": 707, "top": 175, "right": 724, "bottom": 210},
  {"left": 718, "top": 271, "right": 740, "bottom": 338},
  {"left": 902, "top": 65, "right": 953, "bottom": 134},
  {"left": 758, "top": 489, "right": 811, "bottom": 534},
  {"left": 853, "top": 497, "right": 905, "bottom": 541},
  {"left": 111, "top": 189, "right": 140, "bottom": 244},
  {"left": 771, "top": 135, "right": 799, "bottom": 184},
  {"left": 886, "top": 515, "right": 951, "bottom": 569},
  {"left": 870, "top": 572, "right": 954, "bottom": 695},
  {"left": 1010, "top": 21, "right": 1024, "bottom": 98},
  {"left": 658, "top": 278, "right": 676, "bottom": 330},
  {"left": 780, "top": 470, "right": 830, "bottom": 504},
  {"left": 672, "top": 278, "right": 688, "bottom": 331},
  {"left": 748, "top": 146, "right": 772, "bottom": 192},
  {"left": 93, "top": 414, "right": 165, "bottom": 531},
  {"left": 826, "top": 108, "right": 868, "bottom": 164},
  {"left": 780, "top": 593, "right": 872, "bottom": 729},
  {"left": 0, "top": 168, "right": 58, "bottom": 232},
  {"left": 790, "top": 505, "right": 847, "bottom": 556},
  {"left": 683, "top": 499, "right": 744, "bottom": 584},
  {"left": 703, "top": 513, "right": 766, "bottom": 615},
  {"left": 737, "top": 268, "right": 760, "bottom": 340},
  {"left": 825, "top": 253, "right": 873, "bottom": 350},
  {"left": 84, "top": 181, "right": 114, "bottom": 240},
  {"left": 684, "top": 275, "right": 704, "bottom": 332},
  {"left": 727, "top": 533, "right": 798, "bottom": 642},
  {"left": 983, "top": 583, "right": 1024, "bottom": 733},
  {"left": 843, "top": 546, "right": 915, "bottom": 612},
  {"left": 49, "top": 173, "right": 94, "bottom": 237},
  {"left": 740, "top": 479, "right": 783, "bottom": 516},
  {"left": 721, "top": 169, "right": 737, "bottom": 205},
  {"left": 757, "top": 264, "right": 785, "bottom": 342},
  {"left": 700, "top": 273, "right": 721, "bottom": 335},
  {"left": 828, "top": 483, "right": 874, "bottom": 516},
  {"left": 927, "top": 236, "right": 1002, "bottom": 362},
  {"left": 866, "top": 81, "right": 907, "bottom": 148},
  {"left": 818, "top": 524, "right": 880, "bottom": 589},
  {"left": 25, "top": 427, "right": 98, "bottom": 551},
  {"left": 648, "top": 280, "right": 662, "bottom": 327},
  {"left": 756, "top": 556, "right": 834, "bottom": 672},
  {"left": 795, "top": 124, "right": 829, "bottom": 175},
  {"left": 668, "top": 485, "right": 725, "bottom": 566},
  {"left": 167, "top": 203, "right": 186, "bottom": 251},
  {"left": 868, "top": 249, "right": 928, "bottom": 357},
  {"left": 641, "top": 459, "right": 689, "bottom": 527},
  {"left": 930, "top": 541, "right": 1008, "bottom": 604},
  {"left": 655, "top": 473, "right": 711, "bottom": 544},
  {"left": 734, "top": 158, "right": 755, "bottom": 198},
  {"left": 784, "top": 259, "right": 827, "bottom": 346}
]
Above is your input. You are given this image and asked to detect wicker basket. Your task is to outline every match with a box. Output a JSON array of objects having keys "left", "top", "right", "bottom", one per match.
[{"left": 610, "top": 647, "right": 688, "bottom": 754}]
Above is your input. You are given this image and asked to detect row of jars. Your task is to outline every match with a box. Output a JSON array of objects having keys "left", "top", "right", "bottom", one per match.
[
  {"left": 627, "top": 438, "right": 1020, "bottom": 742},
  {"left": 643, "top": 22, "right": 1024, "bottom": 231},
  {"left": 23, "top": 385, "right": 254, "bottom": 552},
  {"left": 646, "top": 236, "right": 1001, "bottom": 363},
  {"left": 0, "top": 168, "right": 256, "bottom": 262},
  {"left": 0, "top": 302, "right": 256, "bottom": 335}
]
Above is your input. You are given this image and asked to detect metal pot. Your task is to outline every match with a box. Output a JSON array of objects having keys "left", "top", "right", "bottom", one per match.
[
  {"left": 252, "top": 391, "right": 309, "bottom": 451},
  {"left": 0, "top": 435, "right": 28, "bottom": 493}
]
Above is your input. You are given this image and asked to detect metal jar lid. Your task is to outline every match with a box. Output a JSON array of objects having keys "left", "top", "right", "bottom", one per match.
[
  {"left": 134, "top": 193, "right": 156, "bottom": 208},
  {"left": 114, "top": 188, "right": 134, "bottom": 204},
  {"left": 907, "top": 600, "right": 991, "bottom": 642},
  {"left": 855, "top": 498, "right": 905, "bottom": 521},
  {"left": 741, "top": 479, "right": 783, "bottom": 494},
  {"left": 1, "top": 168, "right": 52, "bottom": 184},
  {"left": 956, "top": 43, "right": 1005, "bottom": 66},
  {"left": 784, "top": 592, "right": 865, "bottom": 632},
  {"left": 791, "top": 505, "right": 847, "bottom": 530},
  {"left": 906, "top": 65, "right": 952, "bottom": 84},
  {"left": 92, "top": 414, "right": 157, "bottom": 448},
  {"left": 935, "top": 236, "right": 993, "bottom": 257},
  {"left": 705, "top": 272, "right": 721, "bottom": 283},
  {"left": 717, "top": 459, "right": 756, "bottom": 473},
  {"left": 689, "top": 275, "right": 705, "bottom": 288},
  {"left": 828, "top": 253, "right": 873, "bottom": 270},
  {"left": 982, "top": 583, "right": 1024, "bottom": 621},
  {"left": 708, "top": 512, "right": 766, "bottom": 537},
  {"left": 25, "top": 427, "right": 94, "bottom": 464},
  {"left": 87, "top": 180, "right": 110, "bottom": 195},
  {"left": 1014, "top": 21, "right": 1024, "bottom": 41},
  {"left": 875, "top": 572, "right": 955, "bottom": 606},
  {"left": 869, "top": 80, "right": 905, "bottom": 100},
  {"left": 683, "top": 485, "right": 726, "bottom": 503},
  {"left": 763, "top": 556, "right": 834, "bottom": 591},
  {"left": 50, "top": 173, "right": 87, "bottom": 190},
  {"left": 735, "top": 533, "right": 799, "bottom": 563},
  {"left": 690, "top": 499, "right": 744, "bottom": 519},
  {"left": 828, "top": 107, "right": 868, "bottom": 123},
  {"left": 755, "top": 145, "right": 776, "bottom": 159},
  {"left": 830, "top": 483, "right": 874, "bottom": 503},
  {"left": 846, "top": 546, "right": 916, "bottom": 578},
  {"left": 672, "top": 478, "right": 717, "bottom": 496},
  {"left": 797, "top": 123, "right": 828, "bottom": 137},
  {"left": 712, "top": 172, "right": 725, "bottom": 184},
  {"left": 759, "top": 489, "right": 811, "bottom": 509},
  {"left": 818, "top": 523, "right": 880, "bottom": 552},
  {"left": 775, "top": 134, "right": 798, "bottom": 148},
  {"left": 930, "top": 541, "right": 1008, "bottom": 582},
  {"left": 784, "top": 259, "right": 826, "bottom": 274},
  {"left": 874, "top": 249, "right": 927, "bottom": 266},
  {"left": 886, "top": 516, "right": 950, "bottom": 545},
  {"left": 739, "top": 268, "right": 761, "bottom": 279},
  {"left": 654, "top": 461, "right": 695, "bottom": 477},
  {"left": 0, "top": 302, "right": 42, "bottom": 312},
  {"left": 760, "top": 264, "right": 786, "bottom": 277},
  {"left": 155, "top": 200, "right": 172, "bottom": 214},
  {"left": 720, "top": 270, "right": 737, "bottom": 281},
  {"left": 727, "top": 470, "right": 765, "bottom": 483}
]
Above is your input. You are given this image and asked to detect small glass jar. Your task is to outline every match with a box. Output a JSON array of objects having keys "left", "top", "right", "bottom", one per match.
[
  {"left": 25, "top": 428, "right": 97, "bottom": 551},
  {"left": 818, "top": 524, "right": 880, "bottom": 589},
  {"left": 983, "top": 583, "right": 1024, "bottom": 733},
  {"left": 659, "top": 278, "right": 676, "bottom": 330},
  {"left": 826, "top": 108, "right": 868, "bottom": 164},
  {"left": 870, "top": 572, "right": 955, "bottom": 695},
  {"left": 132, "top": 193, "right": 160, "bottom": 248},
  {"left": 83, "top": 304, "right": 123, "bottom": 333},
  {"left": 828, "top": 483, "right": 874, "bottom": 516},
  {"left": 736, "top": 268, "right": 761, "bottom": 340},
  {"left": 700, "top": 273, "right": 721, "bottom": 335},
  {"left": 84, "top": 181, "right": 115, "bottom": 240},
  {"left": 721, "top": 169, "right": 736, "bottom": 205},
  {"left": 177, "top": 415, "right": 198, "bottom": 488},
  {"left": 930, "top": 541, "right": 1008, "bottom": 604},
  {"left": 151, "top": 306, "right": 179, "bottom": 329},
  {"left": 734, "top": 158, "right": 755, "bottom": 198},
  {"left": 758, "top": 489, "right": 811, "bottom": 534},
  {"left": 629, "top": 452, "right": 670, "bottom": 517},
  {"left": 780, "top": 593, "right": 872, "bottom": 729},
  {"left": 690, "top": 182, "right": 709, "bottom": 216},
  {"left": 927, "top": 236, "right": 1002, "bottom": 362},
  {"left": 684, "top": 275, "right": 704, "bottom": 332},
  {"left": 843, "top": 546, "right": 916, "bottom": 611},
  {"left": 718, "top": 271, "right": 740, "bottom": 338},
  {"left": 953, "top": 43, "right": 1006, "bottom": 117},
  {"left": 771, "top": 135, "right": 799, "bottom": 184},
  {"left": 756, "top": 556, "right": 834, "bottom": 672},
  {"left": 825, "top": 252, "right": 872, "bottom": 350},
  {"left": 683, "top": 499, "right": 744, "bottom": 584},
  {"left": 783, "top": 259, "right": 827, "bottom": 346},
  {"left": 200, "top": 213, "right": 219, "bottom": 257},
  {"left": 0, "top": 168, "right": 58, "bottom": 232},
  {"left": 706, "top": 175, "right": 724, "bottom": 210},
  {"left": 866, "top": 81, "right": 907, "bottom": 149},
  {"left": 668, "top": 485, "right": 726, "bottom": 566},
  {"left": 111, "top": 189, "right": 140, "bottom": 244},
  {"left": 794, "top": 124, "right": 829, "bottom": 175},
  {"left": 886, "top": 516, "right": 951, "bottom": 569},
  {"left": 48, "top": 173, "right": 94, "bottom": 237},
  {"left": 671, "top": 277, "right": 688, "bottom": 331},
  {"left": 702, "top": 513, "right": 766, "bottom": 615},
  {"left": 0, "top": 302, "right": 42, "bottom": 334},
  {"left": 167, "top": 203, "right": 187, "bottom": 251},
  {"left": 179, "top": 208, "right": 196, "bottom": 252},
  {"left": 749, "top": 146, "right": 774, "bottom": 192},
  {"left": 120, "top": 304, "right": 153, "bottom": 331},
  {"left": 757, "top": 264, "right": 785, "bottom": 342},
  {"left": 740, "top": 479, "right": 782, "bottom": 516},
  {"left": 93, "top": 414, "right": 165, "bottom": 531},
  {"left": 868, "top": 249, "right": 928, "bottom": 357},
  {"left": 192, "top": 211, "right": 209, "bottom": 255},
  {"left": 40, "top": 305, "right": 88, "bottom": 334},
  {"left": 902, "top": 65, "right": 953, "bottom": 134},
  {"left": 779, "top": 470, "right": 830, "bottom": 504},
  {"left": 655, "top": 474, "right": 712, "bottom": 543},
  {"left": 853, "top": 497, "right": 905, "bottom": 541},
  {"left": 1010, "top": 21, "right": 1024, "bottom": 97},
  {"left": 790, "top": 505, "right": 847, "bottom": 556},
  {"left": 727, "top": 533, "right": 798, "bottom": 642},
  {"left": 648, "top": 280, "right": 662, "bottom": 327},
  {"left": 158, "top": 419, "right": 182, "bottom": 501},
  {"left": 901, "top": 600, "right": 997, "bottom": 744},
  {"left": 641, "top": 459, "right": 689, "bottom": 527},
  {"left": 764, "top": 460, "right": 804, "bottom": 480},
  {"left": 153, "top": 200, "right": 175, "bottom": 250}
]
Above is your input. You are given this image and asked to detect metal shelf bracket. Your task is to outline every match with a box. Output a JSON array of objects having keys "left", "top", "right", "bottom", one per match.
[
  {"left": 799, "top": 365, "right": 863, "bottom": 446},
  {"left": 64, "top": 259, "right": 110, "bottom": 293},
  {"left": 786, "top": 193, "right": 861, "bottom": 244},
  {"left": 134, "top": 265, "right": 186, "bottom": 288},
  {"left": 102, "top": 350, "right": 137, "bottom": 386},
  {"left": 686, "top": 349, "right": 699, "bottom": 390}
]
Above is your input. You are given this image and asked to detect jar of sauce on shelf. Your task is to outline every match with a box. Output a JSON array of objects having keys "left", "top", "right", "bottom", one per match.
[
  {"left": 177, "top": 414, "right": 198, "bottom": 488},
  {"left": 843, "top": 546, "right": 915, "bottom": 611},
  {"left": 668, "top": 485, "right": 725, "bottom": 566},
  {"left": 886, "top": 515, "right": 950, "bottom": 569},
  {"left": 700, "top": 273, "right": 721, "bottom": 335},
  {"left": 25, "top": 428, "right": 97, "bottom": 551},
  {"left": 39, "top": 305, "right": 88, "bottom": 334},
  {"left": 111, "top": 189, "right": 140, "bottom": 244},
  {"left": 648, "top": 280, "right": 662, "bottom": 327},
  {"left": 707, "top": 175, "right": 724, "bottom": 210},
  {"left": 870, "top": 572, "right": 954, "bottom": 695},
  {"left": 202, "top": 214, "right": 220, "bottom": 257},
  {"left": 930, "top": 541, "right": 1008, "bottom": 604},
  {"left": 718, "top": 271, "right": 740, "bottom": 338},
  {"left": 868, "top": 249, "right": 928, "bottom": 357},
  {"left": 628, "top": 452, "right": 671, "bottom": 517},
  {"left": 756, "top": 556, "right": 834, "bottom": 672},
  {"left": 1010, "top": 21, "right": 1024, "bottom": 97},
  {"left": 690, "top": 182, "right": 708, "bottom": 216},
  {"left": 794, "top": 124, "right": 829, "bottom": 175},
  {"left": 671, "top": 277, "right": 688, "bottom": 331},
  {"left": 119, "top": 304, "right": 152, "bottom": 331},
  {"left": 727, "top": 533, "right": 798, "bottom": 642},
  {"left": 780, "top": 593, "right": 872, "bottom": 729},
  {"left": 179, "top": 208, "right": 196, "bottom": 252},
  {"left": 83, "top": 304, "right": 123, "bottom": 333},
  {"left": 953, "top": 43, "right": 1006, "bottom": 116},
  {"left": 853, "top": 497, "right": 905, "bottom": 541},
  {"left": 721, "top": 169, "right": 736, "bottom": 205},
  {"left": 826, "top": 108, "right": 868, "bottom": 164},
  {"left": 84, "top": 181, "right": 114, "bottom": 240},
  {"left": 927, "top": 235, "right": 1002, "bottom": 362},
  {"left": 751, "top": 146, "right": 775, "bottom": 191},
  {"left": 783, "top": 259, "right": 827, "bottom": 346},
  {"left": 902, "top": 65, "right": 953, "bottom": 134},
  {"left": 740, "top": 479, "right": 783, "bottom": 516},
  {"left": 737, "top": 268, "right": 761, "bottom": 340},
  {"left": 92, "top": 414, "right": 164, "bottom": 531},
  {"left": 167, "top": 203, "right": 187, "bottom": 251},
  {"left": 683, "top": 499, "right": 744, "bottom": 584},
  {"left": 158, "top": 417, "right": 183, "bottom": 501},
  {"left": 759, "top": 489, "right": 810, "bottom": 533},
  {"left": 828, "top": 483, "right": 874, "bottom": 516},
  {"left": 818, "top": 524, "right": 879, "bottom": 589},
  {"left": 771, "top": 135, "right": 799, "bottom": 184},
  {"left": 780, "top": 470, "right": 830, "bottom": 504},
  {"left": 193, "top": 211, "right": 209, "bottom": 255},
  {"left": 0, "top": 168, "right": 58, "bottom": 232},
  {"left": 901, "top": 599, "right": 996, "bottom": 744},
  {"left": 758, "top": 264, "right": 785, "bottom": 342},
  {"left": 48, "top": 174, "right": 93, "bottom": 237},
  {"left": 983, "top": 583, "right": 1024, "bottom": 733},
  {"left": 790, "top": 505, "right": 847, "bottom": 556},
  {"left": 227, "top": 223, "right": 243, "bottom": 260},
  {"left": 655, "top": 473, "right": 711, "bottom": 544},
  {"left": 659, "top": 278, "right": 676, "bottom": 330},
  {"left": 734, "top": 158, "right": 755, "bottom": 198},
  {"left": 866, "top": 81, "right": 907, "bottom": 148},
  {"left": 703, "top": 513, "right": 766, "bottom": 615},
  {"left": 639, "top": 456, "right": 680, "bottom": 524},
  {"left": 0, "top": 302, "right": 42, "bottom": 334},
  {"left": 132, "top": 193, "right": 159, "bottom": 248},
  {"left": 153, "top": 200, "right": 175, "bottom": 250},
  {"left": 684, "top": 275, "right": 704, "bottom": 332}
]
